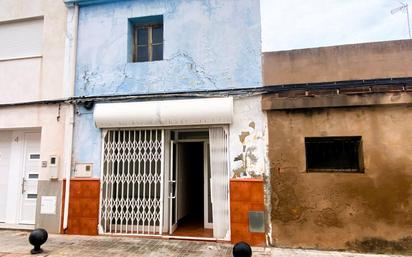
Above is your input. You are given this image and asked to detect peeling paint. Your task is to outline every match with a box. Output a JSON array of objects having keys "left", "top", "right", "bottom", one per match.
[
  {"left": 238, "top": 131, "right": 250, "bottom": 144},
  {"left": 230, "top": 96, "right": 267, "bottom": 179},
  {"left": 232, "top": 127, "right": 260, "bottom": 178},
  {"left": 74, "top": 0, "right": 261, "bottom": 97}
]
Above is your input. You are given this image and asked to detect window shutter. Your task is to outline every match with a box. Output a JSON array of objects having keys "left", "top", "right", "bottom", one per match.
[{"left": 0, "top": 18, "right": 43, "bottom": 60}]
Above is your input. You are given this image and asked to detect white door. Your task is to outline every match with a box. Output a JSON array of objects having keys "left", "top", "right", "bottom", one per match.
[
  {"left": 19, "top": 132, "right": 40, "bottom": 225},
  {"left": 169, "top": 140, "right": 178, "bottom": 234}
]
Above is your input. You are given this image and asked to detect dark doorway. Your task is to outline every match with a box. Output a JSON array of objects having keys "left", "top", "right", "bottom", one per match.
[{"left": 172, "top": 142, "right": 213, "bottom": 238}]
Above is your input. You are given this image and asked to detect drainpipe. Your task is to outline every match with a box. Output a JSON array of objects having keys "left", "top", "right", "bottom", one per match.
[{"left": 62, "top": 3, "right": 79, "bottom": 232}]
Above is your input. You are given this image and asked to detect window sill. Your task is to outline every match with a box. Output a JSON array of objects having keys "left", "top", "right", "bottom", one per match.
[
  {"left": 0, "top": 55, "right": 42, "bottom": 62},
  {"left": 128, "top": 59, "right": 165, "bottom": 64}
]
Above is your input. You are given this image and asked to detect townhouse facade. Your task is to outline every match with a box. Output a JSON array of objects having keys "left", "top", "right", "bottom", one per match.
[
  {"left": 262, "top": 40, "right": 412, "bottom": 252},
  {"left": 0, "top": 0, "right": 74, "bottom": 233},
  {"left": 62, "top": 0, "right": 267, "bottom": 245}
]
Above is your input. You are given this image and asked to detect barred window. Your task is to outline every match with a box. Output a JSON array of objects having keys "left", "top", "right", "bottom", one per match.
[{"left": 305, "top": 136, "right": 364, "bottom": 173}]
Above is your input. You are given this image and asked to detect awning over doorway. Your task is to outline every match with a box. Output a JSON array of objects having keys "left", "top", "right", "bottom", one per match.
[{"left": 94, "top": 97, "right": 233, "bottom": 128}]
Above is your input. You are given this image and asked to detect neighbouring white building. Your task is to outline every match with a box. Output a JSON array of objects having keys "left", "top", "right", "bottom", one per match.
[{"left": 0, "top": 0, "right": 75, "bottom": 233}]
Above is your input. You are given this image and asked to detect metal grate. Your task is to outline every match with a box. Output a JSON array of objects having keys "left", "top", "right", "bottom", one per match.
[
  {"left": 100, "top": 129, "right": 164, "bottom": 235},
  {"left": 305, "top": 136, "right": 363, "bottom": 172}
]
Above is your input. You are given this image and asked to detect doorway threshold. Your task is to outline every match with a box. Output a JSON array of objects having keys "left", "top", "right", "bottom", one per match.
[
  {"left": 0, "top": 223, "right": 34, "bottom": 231},
  {"left": 99, "top": 233, "right": 228, "bottom": 244},
  {"left": 163, "top": 235, "right": 217, "bottom": 242}
]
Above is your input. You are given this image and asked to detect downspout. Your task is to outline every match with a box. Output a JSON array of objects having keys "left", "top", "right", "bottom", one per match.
[{"left": 62, "top": 3, "right": 79, "bottom": 232}]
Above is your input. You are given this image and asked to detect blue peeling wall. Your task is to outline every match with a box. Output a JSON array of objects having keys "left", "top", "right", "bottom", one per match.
[{"left": 73, "top": 0, "right": 262, "bottom": 177}]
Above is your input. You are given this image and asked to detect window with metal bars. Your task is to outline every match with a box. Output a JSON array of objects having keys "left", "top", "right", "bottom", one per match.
[
  {"left": 133, "top": 23, "right": 163, "bottom": 62},
  {"left": 305, "top": 136, "right": 364, "bottom": 173}
]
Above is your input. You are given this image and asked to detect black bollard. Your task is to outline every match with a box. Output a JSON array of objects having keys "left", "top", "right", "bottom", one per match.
[
  {"left": 233, "top": 241, "right": 252, "bottom": 257},
  {"left": 28, "top": 228, "right": 48, "bottom": 254}
]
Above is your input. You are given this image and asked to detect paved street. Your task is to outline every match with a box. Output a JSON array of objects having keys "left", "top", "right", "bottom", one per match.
[{"left": 0, "top": 230, "right": 408, "bottom": 257}]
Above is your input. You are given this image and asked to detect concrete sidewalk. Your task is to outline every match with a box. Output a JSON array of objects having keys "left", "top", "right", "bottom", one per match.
[{"left": 0, "top": 230, "right": 408, "bottom": 257}]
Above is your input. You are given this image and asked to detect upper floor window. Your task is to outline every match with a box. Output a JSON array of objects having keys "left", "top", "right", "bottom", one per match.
[{"left": 133, "top": 23, "right": 163, "bottom": 62}]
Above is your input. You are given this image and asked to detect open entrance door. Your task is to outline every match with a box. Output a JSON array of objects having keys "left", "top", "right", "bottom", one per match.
[
  {"left": 169, "top": 140, "right": 178, "bottom": 234},
  {"left": 204, "top": 142, "right": 213, "bottom": 229},
  {"left": 166, "top": 128, "right": 229, "bottom": 240},
  {"left": 167, "top": 130, "right": 213, "bottom": 238}
]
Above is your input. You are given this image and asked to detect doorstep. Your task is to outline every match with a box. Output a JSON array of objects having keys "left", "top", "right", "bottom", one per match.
[{"left": 0, "top": 223, "right": 34, "bottom": 231}]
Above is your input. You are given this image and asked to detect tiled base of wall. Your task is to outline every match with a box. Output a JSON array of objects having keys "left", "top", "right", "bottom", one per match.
[
  {"left": 61, "top": 178, "right": 100, "bottom": 235},
  {"left": 230, "top": 178, "right": 265, "bottom": 246},
  {"left": 60, "top": 177, "right": 265, "bottom": 243}
]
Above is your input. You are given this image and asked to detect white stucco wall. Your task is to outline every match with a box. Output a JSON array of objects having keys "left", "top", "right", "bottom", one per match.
[
  {"left": 0, "top": 105, "right": 71, "bottom": 180},
  {"left": 0, "top": 58, "right": 42, "bottom": 103},
  {"left": 0, "top": 0, "right": 70, "bottom": 231},
  {"left": 0, "top": 0, "right": 70, "bottom": 180},
  {"left": 0, "top": 0, "right": 68, "bottom": 103},
  {"left": 230, "top": 96, "right": 268, "bottom": 178}
]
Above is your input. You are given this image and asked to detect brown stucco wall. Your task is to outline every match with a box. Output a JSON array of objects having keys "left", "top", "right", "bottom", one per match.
[
  {"left": 268, "top": 105, "right": 412, "bottom": 253},
  {"left": 263, "top": 39, "right": 412, "bottom": 85}
]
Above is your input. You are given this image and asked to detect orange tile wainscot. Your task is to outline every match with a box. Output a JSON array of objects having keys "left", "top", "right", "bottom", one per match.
[
  {"left": 61, "top": 178, "right": 100, "bottom": 235},
  {"left": 230, "top": 178, "right": 265, "bottom": 246}
]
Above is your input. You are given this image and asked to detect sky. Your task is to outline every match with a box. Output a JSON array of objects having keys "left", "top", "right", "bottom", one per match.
[{"left": 261, "top": 0, "right": 412, "bottom": 52}]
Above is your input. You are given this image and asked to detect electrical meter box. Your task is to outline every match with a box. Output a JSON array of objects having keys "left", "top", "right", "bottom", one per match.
[{"left": 75, "top": 163, "right": 93, "bottom": 177}]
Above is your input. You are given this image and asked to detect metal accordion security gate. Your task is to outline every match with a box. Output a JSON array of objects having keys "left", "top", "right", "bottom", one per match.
[{"left": 100, "top": 129, "right": 164, "bottom": 235}]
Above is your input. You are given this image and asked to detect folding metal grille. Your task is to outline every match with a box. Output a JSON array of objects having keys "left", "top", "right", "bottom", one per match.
[{"left": 100, "top": 129, "right": 164, "bottom": 235}]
